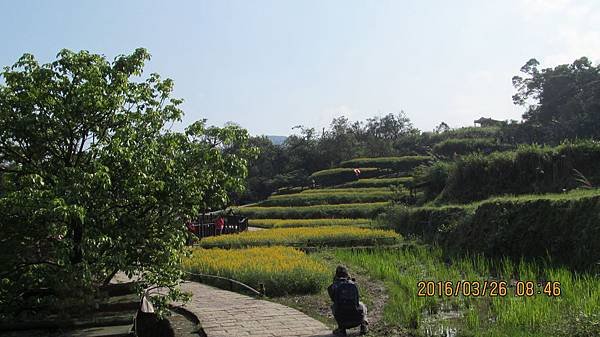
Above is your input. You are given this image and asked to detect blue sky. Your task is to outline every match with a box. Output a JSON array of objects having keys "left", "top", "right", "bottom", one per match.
[{"left": 1, "top": 0, "right": 599, "bottom": 135}]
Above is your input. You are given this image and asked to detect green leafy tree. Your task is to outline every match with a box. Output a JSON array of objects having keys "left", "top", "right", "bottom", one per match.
[
  {"left": 512, "top": 57, "right": 600, "bottom": 142},
  {"left": 0, "top": 49, "right": 255, "bottom": 316}
]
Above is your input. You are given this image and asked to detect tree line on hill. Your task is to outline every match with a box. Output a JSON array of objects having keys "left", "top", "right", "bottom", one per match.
[{"left": 240, "top": 56, "right": 600, "bottom": 203}]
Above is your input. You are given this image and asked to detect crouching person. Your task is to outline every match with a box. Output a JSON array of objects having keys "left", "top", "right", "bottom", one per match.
[{"left": 327, "top": 265, "right": 369, "bottom": 336}]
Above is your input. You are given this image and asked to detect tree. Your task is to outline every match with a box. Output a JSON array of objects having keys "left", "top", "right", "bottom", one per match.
[
  {"left": 238, "top": 136, "right": 287, "bottom": 203},
  {"left": 434, "top": 122, "right": 450, "bottom": 133},
  {"left": 0, "top": 49, "right": 255, "bottom": 316},
  {"left": 512, "top": 57, "right": 600, "bottom": 142}
]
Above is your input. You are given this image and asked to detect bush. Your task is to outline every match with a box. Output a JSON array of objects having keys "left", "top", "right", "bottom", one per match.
[
  {"left": 426, "top": 126, "right": 502, "bottom": 144},
  {"left": 198, "top": 226, "right": 400, "bottom": 248},
  {"left": 411, "top": 161, "right": 453, "bottom": 202},
  {"left": 439, "top": 141, "right": 600, "bottom": 203},
  {"left": 339, "top": 156, "right": 431, "bottom": 171},
  {"left": 335, "top": 177, "right": 412, "bottom": 188},
  {"left": 383, "top": 190, "right": 600, "bottom": 270},
  {"left": 258, "top": 191, "right": 394, "bottom": 207},
  {"left": 380, "top": 204, "right": 470, "bottom": 242},
  {"left": 235, "top": 202, "right": 390, "bottom": 219},
  {"left": 248, "top": 218, "right": 374, "bottom": 228},
  {"left": 432, "top": 138, "right": 513, "bottom": 157},
  {"left": 182, "top": 247, "right": 329, "bottom": 296},
  {"left": 309, "top": 167, "right": 383, "bottom": 186}
]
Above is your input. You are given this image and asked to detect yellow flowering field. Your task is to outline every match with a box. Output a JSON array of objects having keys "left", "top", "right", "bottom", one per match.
[
  {"left": 199, "top": 226, "right": 400, "bottom": 248},
  {"left": 248, "top": 218, "right": 374, "bottom": 228},
  {"left": 182, "top": 246, "right": 329, "bottom": 296}
]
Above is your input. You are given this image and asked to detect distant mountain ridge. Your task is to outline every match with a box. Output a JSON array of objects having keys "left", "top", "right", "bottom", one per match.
[{"left": 265, "top": 135, "right": 287, "bottom": 145}]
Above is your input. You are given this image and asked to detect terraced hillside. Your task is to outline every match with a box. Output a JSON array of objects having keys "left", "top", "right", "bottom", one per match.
[{"left": 236, "top": 156, "right": 423, "bottom": 228}]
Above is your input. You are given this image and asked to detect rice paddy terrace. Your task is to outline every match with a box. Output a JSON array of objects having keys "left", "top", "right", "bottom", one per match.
[{"left": 186, "top": 152, "right": 600, "bottom": 337}]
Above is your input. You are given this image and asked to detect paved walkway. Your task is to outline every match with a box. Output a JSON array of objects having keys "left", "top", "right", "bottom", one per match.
[{"left": 177, "top": 281, "right": 332, "bottom": 337}]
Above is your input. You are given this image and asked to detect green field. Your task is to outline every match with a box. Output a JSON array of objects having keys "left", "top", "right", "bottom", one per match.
[
  {"left": 199, "top": 226, "right": 400, "bottom": 248},
  {"left": 300, "top": 187, "right": 391, "bottom": 194},
  {"left": 334, "top": 177, "right": 412, "bottom": 188},
  {"left": 248, "top": 218, "right": 373, "bottom": 228},
  {"left": 309, "top": 167, "right": 385, "bottom": 186},
  {"left": 339, "top": 156, "right": 430, "bottom": 170},
  {"left": 236, "top": 201, "right": 390, "bottom": 219},
  {"left": 258, "top": 191, "right": 394, "bottom": 206},
  {"left": 331, "top": 246, "right": 600, "bottom": 337},
  {"left": 183, "top": 246, "right": 329, "bottom": 296}
]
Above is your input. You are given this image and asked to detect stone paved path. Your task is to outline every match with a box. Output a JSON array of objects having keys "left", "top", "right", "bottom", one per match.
[{"left": 177, "top": 281, "right": 333, "bottom": 337}]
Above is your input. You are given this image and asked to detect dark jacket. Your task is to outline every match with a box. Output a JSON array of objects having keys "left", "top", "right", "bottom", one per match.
[{"left": 327, "top": 277, "right": 359, "bottom": 306}]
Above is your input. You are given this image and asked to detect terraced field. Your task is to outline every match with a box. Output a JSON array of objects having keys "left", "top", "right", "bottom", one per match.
[
  {"left": 190, "top": 156, "right": 416, "bottom": 298},
  {"left": 236, "top": 157, "right": 416, "bottom": 228}
]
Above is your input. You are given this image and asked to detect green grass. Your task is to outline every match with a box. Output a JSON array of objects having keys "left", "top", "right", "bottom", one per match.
[
  {"left": 183, "top": 246, "right": 329, "bottom": 296},
  {"left": 335, "top": 177, "right": 412, "bottom": 188},
  {"left": 198, "top": 226, "right": 401, "bottom": 248},
  {"left": 300, "top": 187, "right": 391, "bottom": 194},
  {"left": 309, "top": 167, "right": 384, "bottom": 186},
  {"left": 258, "top": 191, "right": 394, "bottom": 206},
  {"left": 235, "top": 201, "right": 390, "bottom": 219},
  {"left": 332, "top": 246, "right": 600, "bottom": 337},
  {"left": 339, "top": 156, "right": 431, "bottom": 170},
  {"left": 248, "top": 218, "right": 374, "bottom": 228}
]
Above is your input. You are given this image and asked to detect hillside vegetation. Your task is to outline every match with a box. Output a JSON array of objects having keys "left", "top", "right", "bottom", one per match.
[{"left": 438, "top": 141, "right": 600, "bottom": 203}]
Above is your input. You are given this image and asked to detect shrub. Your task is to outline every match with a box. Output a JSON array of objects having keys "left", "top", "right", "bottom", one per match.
[
  {"left": 309, "top": 167, "right": 383, "bottom": 186},
  {"left": 182, "top": 247, "right": 329, "bottom": 296},
  {"left": 426, "top": 126, "right": 502, "bottom": 144},
  {"left": 339, "top": 156, "right": 431, "bottom": 171},
  {"left": 411, "top": 161, "right": 453, "bottom": 202},
  {"left": 383, "top": 189, "right": 600, "bottom": 270},
  {"left": 439, "top": 141, "right": 600, "bottom": 203},
  {"left": 258, "top": 191, "right": 394, "bottom": 207},
  {"left": 380, "top": 204, "right": 470, "bottom": 242},
  {"left": 432, "top": 138, "right": 513, "bottom": 157},
  {"left": 235, "top": 202, "right": 390, "bottom": 219},
  {"left": 198, "top": 226, "right": 400, "bottom": 248},
  {"left": 248, "top": 218, "right": 374, "bottom": 228},
  {"left": 335, "top": 177, "right": 412, "bottom": 188}
]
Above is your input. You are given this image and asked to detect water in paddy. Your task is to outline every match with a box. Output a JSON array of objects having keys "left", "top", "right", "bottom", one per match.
[{"left": 419, "top": 306, "right": 462, "bottom": 337}]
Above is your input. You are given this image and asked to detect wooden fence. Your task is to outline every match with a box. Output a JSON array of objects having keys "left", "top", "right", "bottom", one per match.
[{"left": 187, "top": 214, "right": 248, "bottom": 241}]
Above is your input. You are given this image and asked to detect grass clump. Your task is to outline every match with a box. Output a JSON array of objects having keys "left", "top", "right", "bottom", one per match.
[
  {"left": 248, "top": 218, "right": 374, "bottom": 228},
  {"left": 198, "top": 226, "right": 400, "bottom": 248},
  {"left": 236, "top": 201, "right": 390, "bottom": 219},
  {"left": 183, "top": 246, "right": 329, "bottom": 296}
]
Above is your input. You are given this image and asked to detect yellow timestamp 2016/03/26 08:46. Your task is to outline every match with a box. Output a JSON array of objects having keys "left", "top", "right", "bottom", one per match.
[{"left": 417, "top": 280, "right": 562, "bottom": 298}]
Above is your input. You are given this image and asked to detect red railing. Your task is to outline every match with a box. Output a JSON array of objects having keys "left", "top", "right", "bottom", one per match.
[{"left": 187, "top": 215, "right": 248, "bottom": 241}]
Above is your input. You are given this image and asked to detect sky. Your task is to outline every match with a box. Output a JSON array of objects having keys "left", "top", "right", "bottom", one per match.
[{"left": 1, "top": 0, "right": 599, "bottom": 136}]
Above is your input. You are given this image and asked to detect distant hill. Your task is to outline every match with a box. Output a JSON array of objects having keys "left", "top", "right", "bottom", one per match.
[{"left": 266, "top": 135, "right": 287, "bottom": 145}]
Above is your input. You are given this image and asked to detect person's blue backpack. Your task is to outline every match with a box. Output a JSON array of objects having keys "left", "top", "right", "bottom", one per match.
[{"left": 333, "top": 279, "right": 360, "bottom": 318}]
